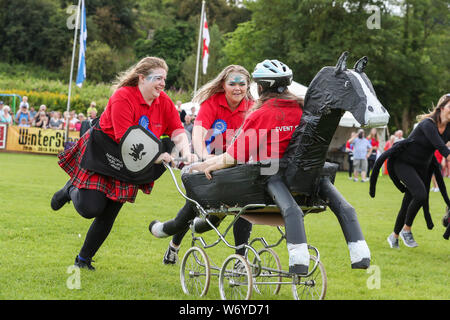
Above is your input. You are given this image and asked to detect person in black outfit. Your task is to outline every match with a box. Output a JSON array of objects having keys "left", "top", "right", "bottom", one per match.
[{"left": 377, "top": 94, "right": 450, "bottom": 248}]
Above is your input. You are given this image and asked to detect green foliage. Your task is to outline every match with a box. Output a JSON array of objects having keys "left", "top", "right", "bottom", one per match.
[
  {"left": 0, "top": 0, "right": 447, "bottom": 133},
  {"left": 0, "top": 63, "right": 192, "bottom": 114},
  {"left": 0, "top": 0, "right": 72, "bottom": 69},
  {"left": 134, "top": 22, "right": 196, "bottom": 88},
  {"left": 84, "top": 41, "right": 120, "bottom": 83},
  {"left": 224, "top": 0, "right": 450, "bottom": 134},
  {"left": 179, "top": 24, "right": 227, "bottom": 91}
]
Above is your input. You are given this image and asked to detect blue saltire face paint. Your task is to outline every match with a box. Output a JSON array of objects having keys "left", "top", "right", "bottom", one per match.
[
  {"left": 146, "top": 73, "right": 165, "bottom": 83},
  {"left": 205, "top": 119, "right": 227, "bottom": 153},
  {"left": 227, "top": 73, "right": 246, "bottom": 86}
]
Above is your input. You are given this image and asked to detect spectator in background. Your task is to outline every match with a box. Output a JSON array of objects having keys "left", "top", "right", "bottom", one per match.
[
  {"left": 0, "top": 105, "right": 13, "bottom": 125},
  {"left": 33, "top": 105, "right": 50, "bottom": 125},
  {"left": 18, "top": 117, "right": 30, "bottom": 127},
  {"left": 19, "top": 96, "right": 30, "bottom": 109},
  {"left": 366, "top": 128, "right": 380, "bottom": 178},
  {"left": 383, "top": 134, "right": 396, "bottom": 175},
  {"left": 189, "top": 106, "right": 197, "bottom": 120},
  {"left": 86, "top": 101, "right": 97, "bottom": 117},
  {"left": 35, "top": 111, "right": 49, "bottom": 129},
  {"left": 176, "top": 100, "right": 186, "bottom": 123},
  {"left": 15, "top": 105, "right": 31, "bottom": 125},
  {"left": 80, "top": 109, "right": 99, "bottom": 136},
  {"left": 75, "top": 113, "right": 86, "bottom": 131},
  {"left": 49, "top": 111, "right": 64, "bottom": 130},
  {"left": 69, "top": 111, "right": 79, "bottom": 131},
  {"left": 394, "top": 129, "right": 404, "bottom": 143},
  {"left": 345, "top": 131, "right": 357, "bottom": 179},
  {"left": 29, "top": 106, "right": 36, "bottom": 119},
  {"left": 87, "top": 109, "right": 98, "bottom": 121},
  {"left": 348, "top": 129, "right": 373, "bottom": 182},
  {"left": 0, "top": 101, "right": 4, "bottom": 113},
  {"left": 183, "top": 114, "right": 193, "bottom": 142}
]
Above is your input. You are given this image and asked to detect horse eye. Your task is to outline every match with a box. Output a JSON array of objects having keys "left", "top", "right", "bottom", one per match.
[
  {"left": 344, "top": 81, "right": 350, "bottom": 88},
  {"left": 368, "top": 106, "right": 374, "bottom": 112}
]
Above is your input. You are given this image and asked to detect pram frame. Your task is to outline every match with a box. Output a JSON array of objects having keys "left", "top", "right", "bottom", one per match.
[{"left": 164, "top": 162, "right": 327, "bottom": 300}]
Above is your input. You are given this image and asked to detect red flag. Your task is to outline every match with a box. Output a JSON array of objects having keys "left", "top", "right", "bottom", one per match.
[{"left": 202, "top": 14, "right": 210, "bottom": 75}]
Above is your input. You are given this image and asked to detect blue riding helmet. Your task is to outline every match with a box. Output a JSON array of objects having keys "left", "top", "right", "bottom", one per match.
[{"left": 252, "top": 59, "right": 293, "bottom": 93}]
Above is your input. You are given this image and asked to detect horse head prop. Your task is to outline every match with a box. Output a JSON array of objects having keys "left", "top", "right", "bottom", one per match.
[
  {"left": 305, "top": 51, "right": 389, "bottom": 128},
  {"left": 284, "top": 51, "right": 390, "bottom": 195}
]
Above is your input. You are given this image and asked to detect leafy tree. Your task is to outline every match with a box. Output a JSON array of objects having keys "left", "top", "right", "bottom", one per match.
[
  {"left": 179, "top": 24, "right": 227, "bottom": 91},
  {"left": 134, "top": 21, "right": 196, "bottom": 88},
  {"left": 0, "top": 0, "right": 72, "bottom": 69},
  {"left": 224, "top": 0, "right": 449, "bottom": 133}
]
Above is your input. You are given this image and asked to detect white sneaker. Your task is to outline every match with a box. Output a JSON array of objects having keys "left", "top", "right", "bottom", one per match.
[
  {"left": 163, "top": 244, "right": 179, "bottom": 265},
  {"left": 399, "top": 230, "right": 418, "bottom": 248}
]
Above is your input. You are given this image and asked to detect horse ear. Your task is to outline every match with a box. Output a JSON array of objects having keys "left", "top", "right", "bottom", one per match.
[
  {"left": 354, "top": 56, "right": 368, "bottom": 73},
  {"left": 335, "top": 51, "right": 349, "bottom": 75}
]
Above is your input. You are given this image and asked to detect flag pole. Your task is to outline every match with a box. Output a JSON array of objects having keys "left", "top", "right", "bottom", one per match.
[
  {"left": 65, "top": 0, "right": 81, "bottom": 145},
  {"left": 193, "top": 0, "right": 206, "bottom": 96}
]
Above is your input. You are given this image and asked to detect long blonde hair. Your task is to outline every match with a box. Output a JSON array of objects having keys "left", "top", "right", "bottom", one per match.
[
  {"left": 192, "top": 65, "right": 253, "bottom": 104},
  {"left": 417, "top": 93, "right": 450, "bottom": 125},
  {"left": 252, "top": 88, "right": 304, "bottom": 111},
  {"left": 112, "top": 57, "right": 168, "bottom": 92}
]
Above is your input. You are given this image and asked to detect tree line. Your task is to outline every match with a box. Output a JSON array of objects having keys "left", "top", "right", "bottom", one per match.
[{"left": 0, "top": 0, "right": 448, "bottom": 133}]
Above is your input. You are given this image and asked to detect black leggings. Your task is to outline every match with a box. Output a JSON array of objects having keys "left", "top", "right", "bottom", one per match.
[
  {"left": 162, "top": 200, "right": 253, "bottom": 256},
  {"left": 69, "top": 187, "right": 124, "bottom": 259},
  {"left": 393, "top": 161, "right": 428, "bottom": 235}
]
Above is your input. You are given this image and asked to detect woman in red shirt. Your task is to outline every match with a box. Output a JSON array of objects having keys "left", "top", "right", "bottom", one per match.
[
  {"left": 51, "top": 57, "right": 195, "bottom": 270},
  {"left": 150, "top": 65, "right": 254, "bottom": 264},
  {"left": 184, "top": 60, "right": 309, "bottom": 275}
]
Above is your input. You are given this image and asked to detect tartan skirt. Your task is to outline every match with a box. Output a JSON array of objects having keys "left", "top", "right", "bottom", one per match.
[{"left": 57, "top": 130, "right": 154, "bottom": 203}]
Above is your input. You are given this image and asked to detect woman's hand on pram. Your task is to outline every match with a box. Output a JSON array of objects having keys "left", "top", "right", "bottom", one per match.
[{"left": 155, "top": 152, "right": 173, "bottom": 164}]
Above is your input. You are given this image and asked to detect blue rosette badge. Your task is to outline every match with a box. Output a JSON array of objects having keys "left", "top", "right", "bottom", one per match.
[
  {"left": 205, "top": 119, "right": 227, "bottom": 153},
  {"left": 139, "top": 115, "right": 158, "bottom": 139}
]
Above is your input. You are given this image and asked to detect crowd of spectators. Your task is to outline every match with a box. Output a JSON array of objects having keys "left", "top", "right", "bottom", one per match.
[
  {"left": 0, "top": 97, "right": 98, "bottom": 134},
  {"left": 345, "top": 127, "right": 450, "bottom": 183}
]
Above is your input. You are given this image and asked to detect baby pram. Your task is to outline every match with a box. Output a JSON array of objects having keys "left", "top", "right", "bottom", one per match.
[{"left": 163, "top": 161, "right": 338, "bottom": 300}]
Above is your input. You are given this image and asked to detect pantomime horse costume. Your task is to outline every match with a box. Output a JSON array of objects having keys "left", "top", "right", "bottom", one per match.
[
  {"left": 181, "top": 52, "right": 390, "bottom": 269},
  {"left": 370, "top": 130, "right": 450, "bottom": 240}
]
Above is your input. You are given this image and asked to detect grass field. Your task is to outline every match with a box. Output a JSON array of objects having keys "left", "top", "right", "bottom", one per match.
[{"left": 0, "top": 152, "right": 448, "bottom": 300}]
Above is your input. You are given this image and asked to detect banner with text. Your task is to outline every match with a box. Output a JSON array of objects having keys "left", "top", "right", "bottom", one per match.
[
  {"left": 5, "top": 126, "right": 80, "bottom": 154},
  {"left": 0, "top": 124, "right": 7, "bottom": 149}
]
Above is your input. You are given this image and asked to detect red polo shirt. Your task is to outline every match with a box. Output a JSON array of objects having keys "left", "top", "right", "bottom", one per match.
[
  {"left": 194, "top": 92, "right": 252, "bottom": 153},
  {"left": 227, "top": 99, "right": 302, "bottom": 162},
  {"left": 100, "top": 86, "right": 184, "bottom": 143}
]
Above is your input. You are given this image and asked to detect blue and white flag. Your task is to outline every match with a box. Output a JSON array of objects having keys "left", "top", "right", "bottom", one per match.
[{"left": 76, "top": 0, "right": 87, "bottom": 87}]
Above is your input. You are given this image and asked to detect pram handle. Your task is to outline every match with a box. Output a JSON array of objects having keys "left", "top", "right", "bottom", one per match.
[
  {"left": 162, "top": 162, "right": 262, "bottom": 261},
  {"left": 163, "top": 162, "right": 207, "bottom": 217}
]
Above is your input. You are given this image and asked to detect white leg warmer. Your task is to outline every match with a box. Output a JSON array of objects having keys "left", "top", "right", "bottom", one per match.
[
  {"left": 348, "top": 240, "right": 371, "bottom": 264},
  {"left": 287, "top": 243, "right": 310, "bottom": 266},
  {"left": 151, "top": 221, "right": 169, "bottom": 238}
]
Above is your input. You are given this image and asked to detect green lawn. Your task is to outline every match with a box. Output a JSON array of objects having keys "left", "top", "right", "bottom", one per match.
[{"left": 0, "top": 152, "right": 448, "bottom": 300}]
